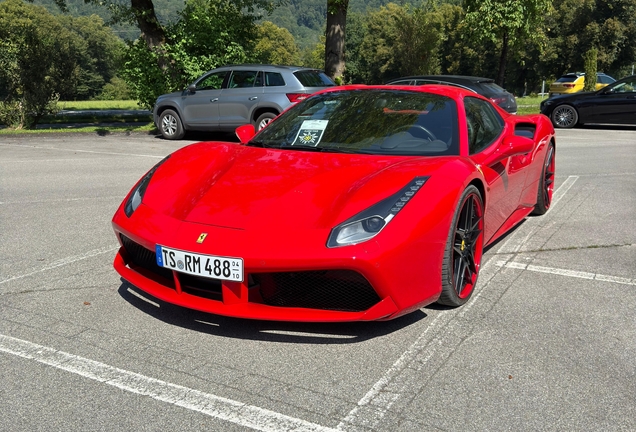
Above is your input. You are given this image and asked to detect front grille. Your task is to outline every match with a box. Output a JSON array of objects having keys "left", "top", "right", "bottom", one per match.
[
  {"left": 253, "top": 270, "right": 380, "bottom": 312},
  {"left": 119, "top": 234, "right": 174, "bottom": 282},
  {"left": 178, "top": 273, "right": 222, "bottom": 301}
]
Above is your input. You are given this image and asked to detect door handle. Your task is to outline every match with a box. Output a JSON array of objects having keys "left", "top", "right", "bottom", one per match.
[
  {"left": 210, "top": 98, "right": 218, "bottom": 102},
  {"left": 249, "top": 96, "right": 258, "bottom": 101}
]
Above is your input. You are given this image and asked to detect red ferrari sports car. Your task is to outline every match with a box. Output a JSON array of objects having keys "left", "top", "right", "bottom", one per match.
[{"left": 113, "top": 85, "right": 555, "bottom": 321}]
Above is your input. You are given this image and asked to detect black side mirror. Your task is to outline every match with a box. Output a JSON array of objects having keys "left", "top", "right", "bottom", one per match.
[{"left": 187, "top": 84, "right": 197, "bottom": 93}]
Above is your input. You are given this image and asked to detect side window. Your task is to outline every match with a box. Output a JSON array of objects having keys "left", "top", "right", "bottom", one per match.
[
  {"left": 265, "top": 72, "right": 286, "bottom": 87},
  {"left": 196, "top": 71, "right": 227, "bottom": 90},
  {"left": 464, "top": 97, "right": 504, "bottom": 154},
  {"left": 611, "top": 79, "right": 636, "bottom": 93},
  {"left": 228, "top": 70, "right": 258, "bottom": 88},
  {"left": 254, "top": 71, "right": 263, "bottom": 87}
]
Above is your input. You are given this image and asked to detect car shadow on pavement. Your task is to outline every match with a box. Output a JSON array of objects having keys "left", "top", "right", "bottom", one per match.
[{"left": 118, "top": 281, "right": 427, "bottom": 344}]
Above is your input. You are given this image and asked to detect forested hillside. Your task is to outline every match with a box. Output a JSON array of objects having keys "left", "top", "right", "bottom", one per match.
[
  {"left": 31, "top": 0, "right": 186, "bottom": 39},
  {"left": 2, "top": 0, "right": 634, "bottom": 129},
  {"left": 31, "top": 0, "right": 460, "bottom": 48}
]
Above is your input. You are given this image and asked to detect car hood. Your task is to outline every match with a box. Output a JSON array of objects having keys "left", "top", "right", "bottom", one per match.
[{"left": 143, "top": 142, "right": 454, "bottom": 230}]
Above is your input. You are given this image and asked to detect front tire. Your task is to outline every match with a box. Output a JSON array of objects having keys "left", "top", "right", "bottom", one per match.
[
  {"left": 551, "top": 104, "right": 578, "bottom": 129},
  {"left": 531, "top": 142, "right": 555, "bottom": 215},
  {"left": 438, "top": 185, "right": 484, "bottom": 307},
  {"left": 159, "top": 109, "right": 185, "bottom": 140}
]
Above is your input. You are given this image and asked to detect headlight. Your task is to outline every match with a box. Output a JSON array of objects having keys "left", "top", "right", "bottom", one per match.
[
  {"left": 327, "top": 176, "right": 429, "bottom": 247},
  {"left": 124, "top": 156, "right": 170, "bottom": 217},
  {"left": 540, "top": 99, "right": 553, "bottom": 111}
]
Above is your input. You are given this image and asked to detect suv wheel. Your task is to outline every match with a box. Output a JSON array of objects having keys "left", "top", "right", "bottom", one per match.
[
  {"left": 255, "top": 112, "right": 277, "bottom": 131},
  {"left": 159, "top": 109, "right": 185, "bottom": 140}
]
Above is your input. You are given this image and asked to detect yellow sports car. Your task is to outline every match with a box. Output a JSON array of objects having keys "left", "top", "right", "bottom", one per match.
[{"left": 549, "top": 72, "right": 615, "bottom": 97}]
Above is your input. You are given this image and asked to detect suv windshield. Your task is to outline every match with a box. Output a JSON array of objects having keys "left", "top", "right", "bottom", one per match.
[{"left": 250, "top": 89, "right": 459, "bottom": 156}]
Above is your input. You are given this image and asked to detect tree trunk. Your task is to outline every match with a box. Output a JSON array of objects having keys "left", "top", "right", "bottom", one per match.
[
  {"left": 325, "top": 0, "right": 348, "bottom": 82},
  {"left": 130, "top": 0, "right": 166, "bottom": 49},
  {"left": 496, "top": 31, "right": 508, "bottom": 87}
]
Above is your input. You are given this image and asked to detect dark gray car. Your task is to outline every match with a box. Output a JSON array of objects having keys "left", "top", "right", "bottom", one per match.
[
  {"left": 154, "top": 64, "right": 335, "bottom": 139},
  {"left": 385, "top": 75, "right": 518, "bottom": 114}
]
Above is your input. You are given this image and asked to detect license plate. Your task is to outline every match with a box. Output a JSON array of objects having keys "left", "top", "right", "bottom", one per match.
[{"left": 155, "top": 245, "right": 243, "bottom": 282}]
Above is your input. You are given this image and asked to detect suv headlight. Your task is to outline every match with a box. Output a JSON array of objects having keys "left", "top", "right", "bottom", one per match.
[{"left": 327, "top": 177, "right": 429, "bottom": 247}]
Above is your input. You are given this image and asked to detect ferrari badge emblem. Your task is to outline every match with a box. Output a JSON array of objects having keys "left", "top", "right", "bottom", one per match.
[{"left": 196, "top": 233, "right": 208, "bottom": 244}]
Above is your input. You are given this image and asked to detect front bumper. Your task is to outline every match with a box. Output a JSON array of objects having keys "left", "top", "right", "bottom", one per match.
[{"left": 112, "top": 205, "right": 444, "bottom": 322}]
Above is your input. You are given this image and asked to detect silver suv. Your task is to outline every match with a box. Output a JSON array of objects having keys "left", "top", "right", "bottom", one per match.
[{"left": 153, "top": 64, "right": 335, "bottom": 139}]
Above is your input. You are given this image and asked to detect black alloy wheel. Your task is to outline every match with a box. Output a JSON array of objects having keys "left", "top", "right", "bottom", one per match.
[
  {"left": 439, "top": 185, "right": 484, "bottom": 307},
  {"left": 551, "top": 104, "right": 578, "bottom": 128},
  {"left": 532, "top": 142, "right": 555, "bottom": 215}
]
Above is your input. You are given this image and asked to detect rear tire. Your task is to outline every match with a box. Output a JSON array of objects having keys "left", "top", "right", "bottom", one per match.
[
  {"left": 255, "top": 112, "right": 277, "bottom": 131},
  {"left": 551, "top": 104, "right": 578, "bottom": 129},
  {"left": 531, "top": 142, "right": 555, "bottom": 215},
  {"left": 438, "top": 185, "right": 484, "bottom": 307},
  {"left": 159, "top": 109, "right": 185, "bottom": 140}
]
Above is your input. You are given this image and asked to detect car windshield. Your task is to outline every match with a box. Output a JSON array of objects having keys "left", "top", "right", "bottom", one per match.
[{"left": 249, "top": 89, "right": 459, "bottom": 156}]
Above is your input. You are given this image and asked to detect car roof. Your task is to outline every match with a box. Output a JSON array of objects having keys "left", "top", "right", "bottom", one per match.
[
  {"left": 560, "top": 72, "right": 612, "bottom": 77},
  {"left": 215, "top": 64, "right": 322, "bottom": 72},
  {"left": 387, "top": 75, "right": 496, "bottom": 84},
  {"left": 325, "top": 83, "right": 487, "bottom": 100}
]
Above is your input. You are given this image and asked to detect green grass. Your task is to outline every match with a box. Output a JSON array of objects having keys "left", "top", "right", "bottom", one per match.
[
  {"left": 515, "top": 95, "right": 548, "bottom": 115},
  {"left": 57, "top": 100, "right": 144, "bottom": 110},
  {"left": 2, "top": 96, "right": 546, "bottom": 135},
  {"left": 0, "top": 123, "right": 156, "bottom": 135}
]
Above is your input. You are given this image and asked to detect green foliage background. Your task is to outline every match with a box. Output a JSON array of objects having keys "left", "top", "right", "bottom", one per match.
[{"left": 1, "top": 0, "right": 635, "bottom": 128}]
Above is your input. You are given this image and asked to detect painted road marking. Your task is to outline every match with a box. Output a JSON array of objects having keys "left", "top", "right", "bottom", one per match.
[
  {"left": 0, "top": 196, "right": 122, "bottom": 205},
  {"left": 497, "top": 261, "right": 636, "bottom": 286},
  {"left": 338, "top": 176, "right": 581, "bottom": 430},
  {"left": 0, "top": 334, "right": 339, "bottom": 432},
  {"left": 0, "top": 246, "right": 118, "bottom": 286},
  {"left": 0, "top": 143, "right": 164, "bottom": 159}
]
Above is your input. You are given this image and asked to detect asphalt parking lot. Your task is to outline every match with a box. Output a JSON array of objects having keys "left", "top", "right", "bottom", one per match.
[{"left": 1, "top": 128, "right": 634, "bottom": 431}]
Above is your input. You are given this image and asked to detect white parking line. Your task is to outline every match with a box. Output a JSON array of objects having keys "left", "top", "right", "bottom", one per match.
[
  {"left": 338, "top": 176, "right": 579, "bottom": 430},
  {"left": 497, "top": 261, "right": 636, "bottom": 286},
  {"left": 0, "top": 196, "right": 122, "bottom": 205},
  {"left": 0, "top": 334, "right": 338, "bottom": 432},
  {"left": 496, "top": 175, "right": 578, "bottom": 255},
  {"left": 0, "top": 143, "right": 164, "bottom": 159},
  {"left": 0, "top": 246, "right": 118, "bottom": 286}
]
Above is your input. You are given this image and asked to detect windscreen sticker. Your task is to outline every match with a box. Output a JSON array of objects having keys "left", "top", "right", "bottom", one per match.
[{"left": 293, "top": 120, "right": 328, "bottom": 146}]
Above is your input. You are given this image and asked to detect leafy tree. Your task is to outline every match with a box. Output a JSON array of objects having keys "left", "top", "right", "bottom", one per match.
[
  {"left": 301, "top": 36, "right": 326, "bottom": 69},
  {"left": 120, "top": 0, "right": 260, "bottom": 109},
  {"left": 97, "top": 77, "right": 133, "bottom": 100},
  {"left": 0, "top": 0, "right": 84, "bottom": 128},
  {"left": 542, "top": 0, "right": 636, "bottom": 79},
  {"left": 463, "top": 0, "right": 551, "bottom": 86},
  {"left": 343, "top": 12, "right": 367, "bottom": 83},
  {"left": 357, "top": 3, "right": 442, "bottom": 84},
  {"left": 255, "top": 21, "right": 302, "bottom": 65},
  {"left": 57, "top": 14, "right": 126, "bottom": 99},
  {"left": 583, "top": 48, "right": 598, "bottom": 91}
]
